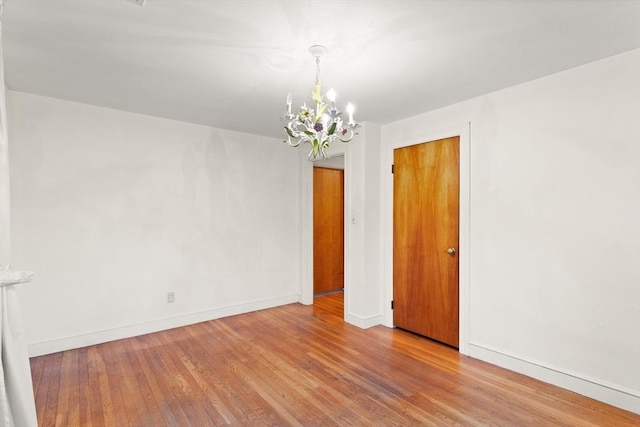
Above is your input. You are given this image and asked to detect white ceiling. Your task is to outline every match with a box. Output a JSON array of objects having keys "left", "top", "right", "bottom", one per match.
[{"left": 3, "top": 0, "right": 639, "bottom": 139}]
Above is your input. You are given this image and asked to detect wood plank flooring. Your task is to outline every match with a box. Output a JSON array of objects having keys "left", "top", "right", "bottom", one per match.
[{"left": 31, "top": 293, "right": 640, "bottom": 426}]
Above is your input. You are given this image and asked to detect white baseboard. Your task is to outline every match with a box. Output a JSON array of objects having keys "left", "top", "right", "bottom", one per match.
[
  {"left": 468, "top": 342, "right": 640, "bottom": 415},
  {"left": 345, "top": 313, "right": 383, "bottom": 329},
  {"left": 28, "top": 294, "right": 300, "bottom": 357}
]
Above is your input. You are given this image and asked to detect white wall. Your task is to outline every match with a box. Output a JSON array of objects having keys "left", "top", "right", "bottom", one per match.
[
  {"left": 381, "top": 49, "right": 640, "bottom": 412},
  {"left": 8, "top": 91, "right": 301, "bottom": 355},
  {"left": 345, "top": 123, "right": 384, "bottom": 327}
]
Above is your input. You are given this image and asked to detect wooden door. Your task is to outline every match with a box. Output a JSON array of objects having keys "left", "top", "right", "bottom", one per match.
[
  {"left": 393, "top": 136, "right": 460, "bottom": 347},
  {"left": 313, "top": 167, "right": 344, "bottom": 294}
]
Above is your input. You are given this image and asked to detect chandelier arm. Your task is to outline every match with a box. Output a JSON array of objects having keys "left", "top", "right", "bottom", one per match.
[
  {"left": 337, "top": 128, "right": 358, "bottom": 143},
  {"left": 283, "top": 131, "right": 301, "bottom": 147}
]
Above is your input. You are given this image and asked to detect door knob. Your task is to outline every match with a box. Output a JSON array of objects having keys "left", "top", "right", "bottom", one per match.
[{"left": 447, "top": 247, "right": 456, "bottom": 256}]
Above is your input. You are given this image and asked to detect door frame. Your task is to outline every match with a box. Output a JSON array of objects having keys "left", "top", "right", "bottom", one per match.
[
  {"left": 382, "top": 122, "right": 471, "bottom": 355},
  {"left": 300, "top": 145, "right": 350, "bottom": 319}
]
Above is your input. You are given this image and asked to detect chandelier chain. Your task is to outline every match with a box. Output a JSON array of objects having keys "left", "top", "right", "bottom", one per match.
[{"left": 315, "top": 56, "right": 321, "bottom": 84}]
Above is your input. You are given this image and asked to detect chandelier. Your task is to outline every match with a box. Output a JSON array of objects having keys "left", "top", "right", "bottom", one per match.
[{"left": 281, "top": 45, "right": 360, "bottom": 159}]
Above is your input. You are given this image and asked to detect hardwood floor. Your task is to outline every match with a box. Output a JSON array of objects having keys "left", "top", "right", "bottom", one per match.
[{"left": 31, "top": 292, "right": 639, "bottom": 426}]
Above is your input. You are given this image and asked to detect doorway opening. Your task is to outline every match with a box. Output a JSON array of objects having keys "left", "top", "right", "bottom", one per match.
[{"left": 312, "top": 155, "right": 345, "bottom": 302}]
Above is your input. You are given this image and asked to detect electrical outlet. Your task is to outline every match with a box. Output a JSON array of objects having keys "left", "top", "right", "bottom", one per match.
[{"left": 167, "top": 292, "right": 175, "bottom": 303}]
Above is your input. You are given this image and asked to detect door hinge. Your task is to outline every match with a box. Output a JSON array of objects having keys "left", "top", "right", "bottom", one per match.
[
  {"left": 391, "top": 164, "right": 394, "bottom": 174},
  {"left": 391, "top": 300, "right": 394, "bottom": 309}
]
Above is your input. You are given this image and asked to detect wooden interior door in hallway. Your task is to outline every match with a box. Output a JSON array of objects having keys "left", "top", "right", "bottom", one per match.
[
  {"left": 393, "top": 136, "right": 460, "bottom": 348},
  {"left": 313, "top": 166, "right": 344, "bottom": 294}
]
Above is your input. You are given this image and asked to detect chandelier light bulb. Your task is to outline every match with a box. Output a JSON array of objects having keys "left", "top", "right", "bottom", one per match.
[
  {"left": 326, "top": 88, "right": 337, "bottom": 110},
  {"left": 347, "top": 103, "right": 354, "bottom": 125}
]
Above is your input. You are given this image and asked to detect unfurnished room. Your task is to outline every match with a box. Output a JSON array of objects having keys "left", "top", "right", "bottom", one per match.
[{"left": 0, "top": 1, "right": 638, "bottom": 426}]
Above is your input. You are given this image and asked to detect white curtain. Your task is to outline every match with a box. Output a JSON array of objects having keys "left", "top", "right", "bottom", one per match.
[{"left": 0, "top": 4, "right": 38, "bottom": 426}]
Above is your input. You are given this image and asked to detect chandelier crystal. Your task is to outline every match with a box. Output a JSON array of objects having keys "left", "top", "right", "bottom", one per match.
[{"left": 281, "top": 45, "right": 360, "bottom": 159}]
